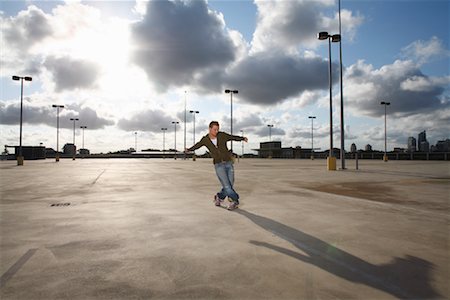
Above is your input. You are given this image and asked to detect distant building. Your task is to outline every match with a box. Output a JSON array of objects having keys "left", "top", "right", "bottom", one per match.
[
  {"left": 79, "top": 148, "right": 90, "bottom": 155},
  {"left": 63, "top": 143, "right": 76, "bottom": 155},
  {"left": 350, "top": 143, "right": 357, "bottom": 153},
  {"left": 255, "top": 142, "right": 312, "bottom": 158},
  {"left": 365, "top": 144, "right": 373, "bottom": 152},
  {"left": 407, "top": 137, "right": 417, "bottom": 152},
  {"left": 13, "top": 146, "right": 46, "bottom": 160},
  {"left": 434, "top": 139, "right": 450, "bottom": 152},
  {"left": 393, "top": 147, "right": 406, "bottom": 153},
  {"left": 418, "top": 131, "right": 427, "bottom": 147},
  {"left": 419, "top": 141, "right": 430, "bottom": 153}
]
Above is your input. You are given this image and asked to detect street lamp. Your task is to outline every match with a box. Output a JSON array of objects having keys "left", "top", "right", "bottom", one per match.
[
  {"left": 52, "top": 104, "right": 64, "bottom": 162},
  {"left": 317, "top": 31, "right": 340, "bottom": 171},
  {"left": 134, "top": 132, "right": 137, "bottom": 152},
  {"left": 380, "top": 101, "right": 391, "bottom": 162},
  {"left": 338, "top": 0, "right": 346, "bottom": 170},
  {"left": 172, "top": 121, "right": 179, "bottom": 160},
  {"left": 80, "top": 126, "right": 87, "bottom": 157},
  {"left": 70, "top": 117, "right": 79, "bottom": 160},
  {"left": 189, "top": 110, "right": 199, "bottom": 161},
  {"left": 225, "top": 89, "right": 238, "bottom": 153},
  {"left": 161, "top": 128, "right": 167, "bottom": 159},
  {"left": 240, "top": 130, "right": 244, "bottom": 158},
  {"left": 184, "top": 91, "right": 187, "bottom": 160},
  {"left": 308, "top": 116, "right": 316, "bottom": 160},
  {"left": 267, "top": 124, "right": 274, "bottom": 141},
  {"left": 12, "top": 75, "right": 32, "bottom": 166}
]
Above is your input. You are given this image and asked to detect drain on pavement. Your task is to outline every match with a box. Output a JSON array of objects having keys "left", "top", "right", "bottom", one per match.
[{"left": 50, "top": 203, "right": 71, "bottom": 207}]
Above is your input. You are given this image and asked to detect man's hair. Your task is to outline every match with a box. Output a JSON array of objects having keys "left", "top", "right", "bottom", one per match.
[{"left": 209, "top": 121, "right": 220, "bottom": 128}]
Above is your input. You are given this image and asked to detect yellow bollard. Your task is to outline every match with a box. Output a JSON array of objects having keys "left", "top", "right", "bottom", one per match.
[
  {"left": 383, "top": 154, "right": 388, "bottom": 162},
  {"left": 327, "top": 156, "right": 336, "bottom": 171},
  {"left": 17, "top": 156, "right": 24, "bottom": 166}
]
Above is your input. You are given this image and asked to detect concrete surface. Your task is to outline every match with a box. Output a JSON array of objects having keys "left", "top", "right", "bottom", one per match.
[{"left": 0, "top": 158, "right": 449, "bottom": 300}]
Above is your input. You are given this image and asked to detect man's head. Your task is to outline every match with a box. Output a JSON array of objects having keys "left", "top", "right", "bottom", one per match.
[{"left": 209, "top": 121, "right": 219, "bottom": 137}]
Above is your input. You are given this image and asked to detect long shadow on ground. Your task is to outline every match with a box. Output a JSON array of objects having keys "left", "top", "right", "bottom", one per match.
[{"left": 235, "top": 209, "right": 441, "bottom": 299}]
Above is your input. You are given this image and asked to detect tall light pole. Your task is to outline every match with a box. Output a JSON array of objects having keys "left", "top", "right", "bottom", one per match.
[
  {"left": 80, "top": 126, "right": 87, "bottom": 149},
  {"left": 161, "top": 127, "right": 167, "bottom": 159},
  {"left": 267, "top": 124, "right": 274, "bottom": 141},
  {"left": 189, "top": 110, "right": 200, "bottom": 156},
  {"left": 189, "top": 110, "right": 199, "bottom": 161},
  {"left": 12, "top": 75, "right": 32, "bottom": 166},
  {"left": 318, "top": 31, "right": 340, "bottom": 171},
  {"left": 240, "top": 130, "right": 244, "bottom": 158},
  {"left": 338, "top": 0, "right": 346, "bottom": 170},
  {"left": 172, "top": 121, "right": 179, "bottom": 160},
  {"left": 52, "top": 104, "right": 64, "bottom": 162},
  {"left": 225, "top": 89, "right": 238, "bottom": 153},
  {"left": 380, "top": 101, "right": 390, "bottom": 162},
  {"left": 184, "top": 91, "right": 187, "bottom": 160},
  {"left": 70, "top": 117, "right": 79, "bottom": 160},
  {"left": 134, "top": 132, "right": 137, "bottom": 152},
  {"left": 309, "top": 116, "right": 316, "bottom": 160}
]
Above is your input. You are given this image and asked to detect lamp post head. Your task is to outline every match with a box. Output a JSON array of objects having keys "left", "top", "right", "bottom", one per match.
[
  {"left": 52, "top": 104, "right": 64, "bottom": 108},
  {"left": 309, "top": 116, "right": 316, "bottom": 119},
  {"left": 80, "top": 126, "right": 87, "bottom": 129},
  {"left": 331, "top": 34, "right": 341, "bottom": 42},
  {"left": 225, "top": 89, "right": 238, "bottom": 94},
  {"left": 12, "top": 76, "right": 20, "bottom": 81},
  {"left": 381, "top": 101, "right": 391, "bottom": 105},
  {"left": 317, "top": 31, "right": 329, "bottom": 40},
  {"left": 267, "top": 124, "right": 274, "bottom": 128},
  {"left": 24, "top": 77, "right": 32, "bottom": 81}
]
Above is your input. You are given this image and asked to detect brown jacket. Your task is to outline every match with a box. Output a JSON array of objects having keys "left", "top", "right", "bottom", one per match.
[{"left": 187, "top": 131, "right": 245, "bottom": 164}]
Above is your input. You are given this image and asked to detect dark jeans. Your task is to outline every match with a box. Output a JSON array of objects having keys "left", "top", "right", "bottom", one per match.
[{"left": 214, "top": 161, "right": 239, "bottom": 203}]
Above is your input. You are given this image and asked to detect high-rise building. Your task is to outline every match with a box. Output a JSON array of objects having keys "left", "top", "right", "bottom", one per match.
[
  {"left": 420, "top": 141, "right": 430, "bottom": 152},
  {"left": 418, "top": 131, "right": 426, "bottom": 145},
  {"left": 407, "top": 137, "right": 417, "bottom": 152},
  {"left": 435, "top": 139, "right": 450, "bottom": 152},
  {"left": 350, "top": 143, "right": 357, "bottom": 153}
]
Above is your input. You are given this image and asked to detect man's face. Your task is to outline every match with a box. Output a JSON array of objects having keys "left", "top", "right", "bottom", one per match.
[{"left": 209, "top": 125, "right": 219, "bottom": 137}]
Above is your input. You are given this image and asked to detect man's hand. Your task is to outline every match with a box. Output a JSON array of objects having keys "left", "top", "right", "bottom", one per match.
[{"left": 244, "top": 137, "right": 248, "bottom": 142}]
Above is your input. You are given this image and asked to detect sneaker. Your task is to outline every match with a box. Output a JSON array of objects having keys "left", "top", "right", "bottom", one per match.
[
  {"left": 214, "top": 194, "right": 224, "bottom": 206},
  {"left": 227, "top": 201, "right": 239, "bottom": 211}
]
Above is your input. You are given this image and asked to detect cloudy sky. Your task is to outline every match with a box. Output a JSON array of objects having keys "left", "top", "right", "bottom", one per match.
[{"left": 1, "top": 0, "right": 449, "bottom": 154}]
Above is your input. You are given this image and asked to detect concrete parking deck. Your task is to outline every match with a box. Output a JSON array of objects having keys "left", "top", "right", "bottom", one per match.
[{"left": 0, "top": 158, "right": 449, "bottom": 299}]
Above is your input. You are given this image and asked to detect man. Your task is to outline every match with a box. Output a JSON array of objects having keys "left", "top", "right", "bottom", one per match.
[{"left": 185, "top": 121, "right": 248, "bottom": 210}]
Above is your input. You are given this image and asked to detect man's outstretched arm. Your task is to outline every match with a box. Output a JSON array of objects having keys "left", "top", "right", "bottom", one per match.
[
  {"left": 224, "top": 132, "right": 248, "bottom": 142},
  {"left": 186, "top": 138, "right": 205, "bottom": 152}
]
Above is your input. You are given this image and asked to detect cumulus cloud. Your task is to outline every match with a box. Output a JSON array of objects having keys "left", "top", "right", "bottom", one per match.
[
  {"left": 344, "top": 59, "right": 449, "bottom": 117},
  {"left": 61, "top": 104, "right": 115, "bottom": 129},
  {"left": 252, "top": 126, "right": 286, "bottom": 138},
  {"left": 43, "top": 56, "right": 101, "bottom": 92},
  {"left": 0, "top": 5, "right": 53, "bottom": 52},
  {"left": 251, "top": 0, "right": 364, "bottom": 53},
  {"left": 117, "top": 109, "right": 176, "bottom": 132},
  {"left": 223, "top": 52, "right": 338, "bottom": 105},
  {"left": 0, "top": 101, "right": 114, "bottom": 129},
  {"left": 131, "top": 0, "right": 237, "bottom": 91},
  {"left": 401, "top": 36, "right": 450, "bottom": 65}
]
